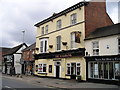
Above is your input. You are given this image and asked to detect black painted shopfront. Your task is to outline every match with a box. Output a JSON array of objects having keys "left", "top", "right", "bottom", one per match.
[{"left": 85, "top": 55, "right": 120, "bottom": 85}]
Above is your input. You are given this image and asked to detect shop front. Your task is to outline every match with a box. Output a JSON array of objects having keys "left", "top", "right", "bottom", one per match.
[
  {"left": 34, "top": 48, "right": 86, "bottom": 80},
  {"left": 85, "top": 55, "right": 120, "bottom": 84}
]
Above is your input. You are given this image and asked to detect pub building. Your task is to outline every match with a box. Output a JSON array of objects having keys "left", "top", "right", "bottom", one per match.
[
  {"left": 34, "top": 0, "right": 113, "bottom": 81},
  {"left": 85, "top": 23, "right": 120, "bottom": 84}
]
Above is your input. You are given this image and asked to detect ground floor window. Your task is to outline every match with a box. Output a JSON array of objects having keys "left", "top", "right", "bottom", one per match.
[
  {"left": 67, "top": 63, "right": 80, "bottom": 75},
  {"left": 38, "top": 64, "right": 46, "bottom": 73},
  {"left": 49, "top": 65, "right": 52, "bottom": 73},
  {"left": 89, "top": 61, "right": 120, "bottom": 80}
]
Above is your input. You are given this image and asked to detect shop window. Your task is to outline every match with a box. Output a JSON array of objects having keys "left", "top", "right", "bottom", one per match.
[
  {"left": 41, "top": 27, "right": 44, "bottom": 35},
  {"left": 92, "top": 41, "right": 99, "bottom": 56},
  {"left": 67, "top": 63, "right": 71, "bottom": 75},
  {"left": 36, "top": 65, "right": 38, "bottom": 72},
  {"left": 66, "top": 63, "right": 80, "bottom": 75},
  {"left": 71, "top": 13, "right": 77, "bottom": 25},
  {"left": 104, "top": 62, "right": 108, "bottom": 79},
  {"left": 49, "top": 65, "right": 52, "bottom": 73},
  {"left": 90, "top": 62, "right": 94, "bottom": 78},
  {"left": 76, "top": 63, "right": 80, "bottom": 75},
  {"left": 38, "top": 64, "right": 46, "bottom": 73},
  {"left": 118, "top": 38, "right": 120, "bottom": 54},
  {"left": 115, "top": 62, "right": 120, "bottom": 79},
  {"left": 98, "top": 62, "right": 104, "bottom": 79},
  {"left": 94, "top": 62, "right": 99, "bottom": 78},
  {"left": 56, "top": 36, "right": 61, "bottom": 51},
  {"left": 57, "top": 20, "right": 62, "bottom": 29}
]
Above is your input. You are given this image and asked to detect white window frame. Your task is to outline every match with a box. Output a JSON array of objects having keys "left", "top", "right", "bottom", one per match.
[
  {"left": 45, "top": 25, "right": 48, "bottom": 34},
  {"left": 71, "top": 32, "right": 76, "bottom": 49},
  {"left": 56, "top": 36, "right": 61, "bottom": 51},
  {"left": 71, "top": 13, "right": 77, "bottom": 25},
  {"left": 38, "top": 63, "right": 47, "bottom": 73},
  {"left": 92, "top": 41, "right": 99, "bottom": 56},
  {"left": 66, "top": 63, "right": 80, "bottom": 75},
  {"left": 41, "top": 27, "right": 44, "bottom": 35},
  {"left": 40, "top": 38, "right": 48, "bottom": 53},
  {"left": 57, "top": 20, "right": 62, "bottom": 29}
]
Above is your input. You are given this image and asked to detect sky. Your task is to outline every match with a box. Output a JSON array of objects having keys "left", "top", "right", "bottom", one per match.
[{"left": 0, "top": 0, "right": 119, "bottom": 48}]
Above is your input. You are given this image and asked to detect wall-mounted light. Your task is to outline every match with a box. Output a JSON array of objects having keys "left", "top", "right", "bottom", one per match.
[{"left": 107, "top": 45, "right": 109, "bottom": 49}]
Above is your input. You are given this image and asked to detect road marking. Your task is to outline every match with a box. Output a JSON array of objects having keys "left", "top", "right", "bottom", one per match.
[
  {"left": 4, "top": 86, "right": 16, "bottom": 90},
  {"left": 4, "top": 86, "right": 12, "bottom": 88}
]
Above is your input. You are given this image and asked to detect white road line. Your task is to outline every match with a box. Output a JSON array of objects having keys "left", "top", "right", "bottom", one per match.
[{"left": 4, "top": 86, "right": 12, "bottom": 88}]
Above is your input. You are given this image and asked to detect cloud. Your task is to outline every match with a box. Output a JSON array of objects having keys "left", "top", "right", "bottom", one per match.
[{"left": 0, "top": 0, "right": 118, "bottom": 48}]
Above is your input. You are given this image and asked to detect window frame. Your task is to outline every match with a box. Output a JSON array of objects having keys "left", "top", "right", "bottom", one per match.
[
  {"left": 41, "top": 27, "right": 44, "bottom": 35},
  {"left": 57, "top": 19, "right": 62, "bottom": 29},
  {"left": 56, "top": 36, "right": 61, "bottom": 51},
  {"left": 40, "top": 38, "right": 48, "bottom": 53},
  {"left": 71, "top": 13, "right": 77, "bottom": 25},
  {"left": 45, "top": 25, "right": 48, "bottom": 34},
  {"left": 92, "top": 41, "right": 99, "bottom": 56},
  {"left": 38, "top": 63, "right": 47, "bottom": 73},
  {"left": 118, "top": 38, "right": 120, "bottom": 54},
  {"left": 71, "top": 32, "right": 76, "bottom": 49}
]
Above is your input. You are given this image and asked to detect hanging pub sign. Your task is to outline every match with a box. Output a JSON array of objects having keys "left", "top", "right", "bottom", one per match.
[{"left": 75, "top": 31, "right": 81, "bottom": 43}]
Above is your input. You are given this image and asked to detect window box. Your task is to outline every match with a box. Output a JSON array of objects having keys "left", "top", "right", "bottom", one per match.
[
  {"left": 49, "top": 45, "right": 53, "bottom": 48},
  {"left": 62, "top": 42, "right": 67, "bottom": 46}
]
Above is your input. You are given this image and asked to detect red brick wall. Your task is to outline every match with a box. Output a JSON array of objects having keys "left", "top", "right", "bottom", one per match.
[{"left": 85, "top": 1, "right": 114, "bottom": 37}]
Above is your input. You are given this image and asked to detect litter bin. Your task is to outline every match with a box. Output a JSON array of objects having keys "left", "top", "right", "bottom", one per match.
[{"left": 77, "top": 76, "right": 81, "bottom": 82}]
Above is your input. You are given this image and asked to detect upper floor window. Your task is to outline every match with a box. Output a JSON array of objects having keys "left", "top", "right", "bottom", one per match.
[
  {"left": 71, "top": 13, "right": 77, "bottom": 25},
  {"left": 92, "top": 41, "right": 99, "bottom": 55},
  {"left": 41, "top": 27, "right": 44, "bottom": 35},
  {"left": 118, "top": 38, "right": 120, "bottom": 54},
  {"left": 45, "top": 25, "right": 48, "bottom": 34},
  {"left": 40, "top": 39, "right": 48, "bottom": 53},
  {"left": 71, "top": 32, "right": 76, "bottom": 49},
  {"left": 57, "top": 20, "right": 62, "bottom": 29},
  {"left": 56, "top": 36, "right": 61, "bottom": 51}
]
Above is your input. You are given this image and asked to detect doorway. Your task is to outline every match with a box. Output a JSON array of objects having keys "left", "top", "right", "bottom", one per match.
[{"left": 56, "top": 66, "right": 60, "bottom": 78}]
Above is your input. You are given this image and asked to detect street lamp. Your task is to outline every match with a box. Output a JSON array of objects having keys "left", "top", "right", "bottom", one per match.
[{"left": 22, "top": 30, "right": 25, "bottom": 44}]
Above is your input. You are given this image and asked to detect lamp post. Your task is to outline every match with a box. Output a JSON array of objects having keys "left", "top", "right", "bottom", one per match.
[{"left": 22, "top": 30, "right": 25, "bottom": 44}]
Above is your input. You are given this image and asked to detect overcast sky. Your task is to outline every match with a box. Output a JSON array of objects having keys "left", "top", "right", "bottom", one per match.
[{"left": 0, "top": 0, "right": 119, "bottom": 48}]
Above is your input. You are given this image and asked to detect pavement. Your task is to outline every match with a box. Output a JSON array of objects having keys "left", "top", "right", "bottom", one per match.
[{"left": 2, "top": 74, "right": 120, "bottom": 89}]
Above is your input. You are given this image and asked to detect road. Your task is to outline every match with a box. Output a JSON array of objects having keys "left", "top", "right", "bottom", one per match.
[{"left": 2, "top": 77, "right": 56, "bottom": 90}]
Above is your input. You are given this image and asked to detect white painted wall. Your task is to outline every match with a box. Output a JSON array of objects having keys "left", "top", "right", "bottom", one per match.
[{"left": 85, "top": 35, "right": 119, "bottom": 56}]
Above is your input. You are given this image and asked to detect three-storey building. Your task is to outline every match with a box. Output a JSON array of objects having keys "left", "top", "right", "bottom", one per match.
[{"left": 34, "top": 0, "right": 113, "bottom": 81}]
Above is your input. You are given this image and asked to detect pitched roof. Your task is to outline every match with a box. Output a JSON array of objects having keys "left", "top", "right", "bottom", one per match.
[
  {"left": 3, "top": 43, "right": 28, "bottom": 55},
  {"left": 85, "top": 23, "right": 120, "bottom": 40},
  {"left": 34, "top": 1, "right": 88, "bottom": 27},
  {"left": 22, "top": 43, "right": 36, "bottom": 51},
  {"left": 0, "top": 47, "right": 11, "bottom": 52}
]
